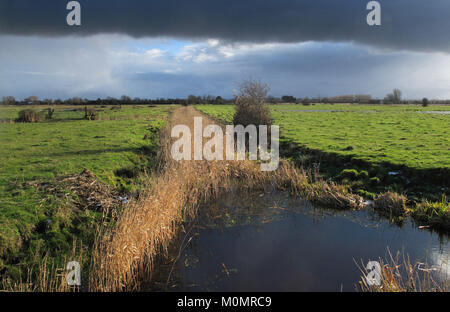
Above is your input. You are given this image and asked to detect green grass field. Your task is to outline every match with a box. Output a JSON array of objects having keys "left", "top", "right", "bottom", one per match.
[
  {"left": 197, "top": 104, "right": 450, "bottom": 170},
  {"left": 0, "top": 105, "right": 172, "bottom": 277},
  {"left": 197, "top": 103, "right": 449, "bottom": 204}
]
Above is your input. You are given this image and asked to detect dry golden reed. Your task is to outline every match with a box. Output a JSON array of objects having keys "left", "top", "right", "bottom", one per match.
[
  {"left": 357, "top": 249, "right": 448, "bottom": 292},
  {"left": 373, "top": 191, "right": 407, "bottom": 217}
]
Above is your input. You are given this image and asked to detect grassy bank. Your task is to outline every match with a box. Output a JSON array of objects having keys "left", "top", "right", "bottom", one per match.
[
  {"left": 196, "top": 104, "right": 450, "bottom": 232},
  {"left": 0, "top": 104, "right": 172, "bottom": 286}
]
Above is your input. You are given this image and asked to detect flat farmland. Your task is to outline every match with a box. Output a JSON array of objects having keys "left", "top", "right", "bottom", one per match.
[
  {"left": 196, "top": 104, "right": 450, "bottom": 170},
  {"left": 0, "top": 104, "right": 172, "bottom": 272}
]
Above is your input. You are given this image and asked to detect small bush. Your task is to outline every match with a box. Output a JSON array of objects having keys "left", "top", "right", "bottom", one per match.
[
  {"left": 85, "top": 107, "right": 99, "bottom": 120},
  {"left": 16, "top": 109, "right": 43, "bottom": 123}
]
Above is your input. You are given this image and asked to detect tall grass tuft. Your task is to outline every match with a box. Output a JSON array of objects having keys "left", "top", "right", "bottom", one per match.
[
  {"left": 373, "top": 191, "right": 407, "bottom": 217},
  {"left": 357, "top": 249, "right": 448, "bottom": 292},
  {"left": 410, "top": 196, "right": 449, "bottom": 232}
]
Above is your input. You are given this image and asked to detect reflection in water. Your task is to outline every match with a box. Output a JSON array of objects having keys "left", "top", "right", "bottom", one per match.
[{"left": 173, "top": 191, "right": 448, "bottom": 292}]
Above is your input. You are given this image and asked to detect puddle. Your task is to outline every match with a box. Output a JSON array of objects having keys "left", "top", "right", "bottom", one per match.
[
  {"left": 274, "top": 109, "right": 378, "bottom": 113},
  {"left": 161, "top": 191, "right": 449, "bottom": 292},
  {"left": 275, "top": 109, "right": 450, "bottom": 115},
  {"left": 422, "top": 111, "right": 450, "bottom": 115}
]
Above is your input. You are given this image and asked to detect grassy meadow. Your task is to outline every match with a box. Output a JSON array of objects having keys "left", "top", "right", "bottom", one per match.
[
  {"left": 197, "top": 104, "right": 450, "bottom": 170},
  {"left": 197, "top": 104, "right": 450, "bottom": 203},
  {"left": 0, "top": 104, "right": 172, "bottom": 281}
]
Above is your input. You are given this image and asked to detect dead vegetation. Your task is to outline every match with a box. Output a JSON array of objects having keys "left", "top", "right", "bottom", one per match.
[
  {"left": 357, "top": 249, "right": 448, "bottom": 292},
  {"left": 30, "top": 168, "right": 123, "bottom": 218},
  {"left": 16, "top": 109, "right": 44, "bottom": 123},
  {"left": 373, "top": 191, "right": 407, "bottom": 217}
]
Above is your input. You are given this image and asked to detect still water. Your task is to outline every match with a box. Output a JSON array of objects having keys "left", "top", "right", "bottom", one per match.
[{"left": 173, "top": 191, "right": 448, "bottom": 292}]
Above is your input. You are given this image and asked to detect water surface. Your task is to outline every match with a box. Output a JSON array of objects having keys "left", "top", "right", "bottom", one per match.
[{"left": 174, "top": 191, "right": 448, "bottom": 291}]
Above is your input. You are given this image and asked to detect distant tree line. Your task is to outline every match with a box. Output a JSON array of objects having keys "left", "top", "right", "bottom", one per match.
[
  {"left": 274, "top": 94, "right": 375, "bottom": 104},
  {"left": 2, "top": 90, "right": 449, "bottom": 106},
  {"left": 0, "top": 94, "right": 234, "bottom": 106}
]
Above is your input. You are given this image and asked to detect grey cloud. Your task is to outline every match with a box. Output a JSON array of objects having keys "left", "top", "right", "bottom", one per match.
[
  {"left": 3, "top": 34, "right": 447, "bottom": 100},
  {"left": 1, "top": 1, "right": 450, "bottom": 53}
]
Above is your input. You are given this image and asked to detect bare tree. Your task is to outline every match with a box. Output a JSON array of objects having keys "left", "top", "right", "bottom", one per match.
[
  {"left": 25, "top": 96, "right": 39, "bottom": 104},
  {"left": 392, "top": 89, "right": 402, "bottom": 103},
  {"left": 384, "top": 89, "right": 402, "bottom": 104},
  {"left": 187, "top": 95, "right": 198, "bottom": 105},
  {"left": 120, "top": 95, "right": 131, "bottom": 103},
  {"left": 233, "top": 79, "right": 272, "bottom": 127},
  {"left": 1, "top": 96, "right": 15, "bottom": 105}
]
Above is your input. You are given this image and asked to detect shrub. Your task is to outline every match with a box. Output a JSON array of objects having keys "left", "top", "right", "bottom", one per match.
[
  {"left": 85, "top": 107, "right": 99, "bottom": 120},
  {"left": 232, "top": 79, "right": 272, "bottom": 128},
  {"left": 47, "top": 108, "right": 55, "bottom": 120},
  {"left": 422, "top": 98, "right": 429, "bottom": 107},
  {"left": 16, "top": 109, "right": 43, "bottom": 123}
]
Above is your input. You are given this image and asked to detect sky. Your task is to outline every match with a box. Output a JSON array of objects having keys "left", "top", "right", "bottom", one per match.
[{"left": 1, "top": 0, "right": 450, "bottom": 100}]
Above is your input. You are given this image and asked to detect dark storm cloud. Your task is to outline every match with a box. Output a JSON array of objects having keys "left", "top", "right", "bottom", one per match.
[{"left": 1, "top": 0, "right": 449, "bottom": 53}]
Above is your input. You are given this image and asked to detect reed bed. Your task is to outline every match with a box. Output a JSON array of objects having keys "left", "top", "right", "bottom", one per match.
[
  {"left": 1, "top": 240, "right": 84, "bottom": 292},
  {"left": 357, "top": 249, "right": 448, "bottom": 292}
]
